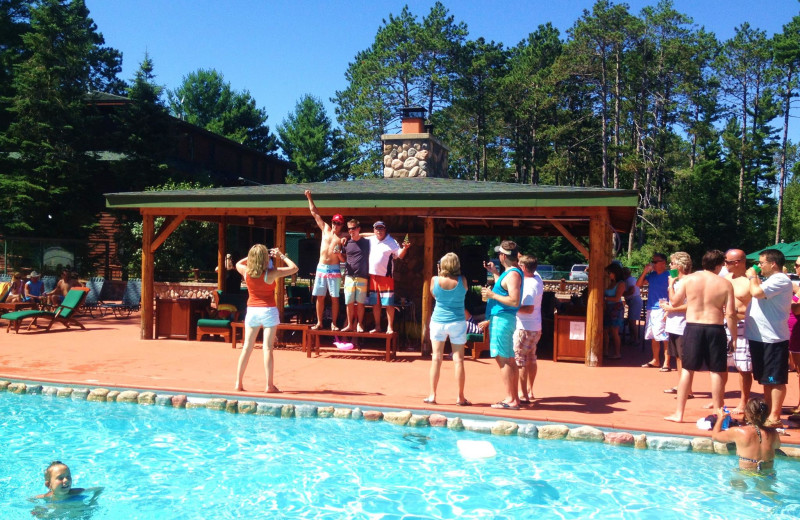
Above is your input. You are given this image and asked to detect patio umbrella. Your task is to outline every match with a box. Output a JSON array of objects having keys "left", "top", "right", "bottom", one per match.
[{"left": 745, "top": 242, "right": 800, "bottom": 261}]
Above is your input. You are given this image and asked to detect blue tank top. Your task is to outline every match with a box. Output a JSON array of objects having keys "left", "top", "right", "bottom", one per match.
[
  {"left": 487, "top": 267, "right": 523, "bottom": 317},
  {"left": 431, "top": 276, "right": 467, "bottom": 323}
]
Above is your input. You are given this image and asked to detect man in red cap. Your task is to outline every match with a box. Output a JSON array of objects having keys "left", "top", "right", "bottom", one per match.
[{"left": 305, "top": 190, "right": 346, "bottom": 330}]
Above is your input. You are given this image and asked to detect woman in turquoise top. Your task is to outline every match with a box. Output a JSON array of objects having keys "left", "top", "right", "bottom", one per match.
[
  {"left": 425, "top": 253, "right": 471, "bottom": 406},
  {"left": 480, "top": 241, "right": 523, "bottom": 410}
]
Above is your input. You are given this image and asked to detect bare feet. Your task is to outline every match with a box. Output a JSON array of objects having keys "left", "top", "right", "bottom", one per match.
[
  {"left": 311, "top": 323, "right": 323, "bottom": 331},
  {"left": 664, "top": 414, "right": 683, "bottom": 422},
  {"left": 234, "top": 384, "right": 244, "bottom": 392},
  {"left": 331, "top": 324, "right": 340, "bottom": 331},
  {"left": 386, "top": 328, "right": 394, "bottom": 334},
  {"left": 340, "top": 325, "right": 353, "bottom": 332},
  {"left": 370, "top": 328, "right": 382, "bottom": 334},
  {"left": 423, "top": 396, "right": 436, "bottom": 404},
  {"left": 266, "top": 385, "right": 281, "bottom": 393},
  {"left": 356, "top": 325, "right": 364, "bottom": 333}
]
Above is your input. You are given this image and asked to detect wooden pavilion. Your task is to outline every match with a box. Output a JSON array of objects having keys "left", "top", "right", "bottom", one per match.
[{"left": 105, "top": 178, "right": 638, "bottom": 366}]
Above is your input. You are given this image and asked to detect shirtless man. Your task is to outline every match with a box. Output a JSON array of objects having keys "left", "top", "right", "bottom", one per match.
[
  {"left": 47, "top": 270, "right": 81, "bottom": 307},
  {"left": 724, "top": 249, "right": 754, "bottom": 414},
  {"left": 665, "top": 250, "right": 737, "bottom": 423},
  {"left": 305, "top": 190, "right": 345, "bottom": 330}
]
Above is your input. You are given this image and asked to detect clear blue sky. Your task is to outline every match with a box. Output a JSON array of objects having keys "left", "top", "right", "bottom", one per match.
[{"left": 85, "top": 0, "right": 799, "bottom": 135}]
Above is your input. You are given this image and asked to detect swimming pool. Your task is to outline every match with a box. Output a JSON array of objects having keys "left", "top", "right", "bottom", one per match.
[{"left": 2, "top": 391, "right": 800, "bottom": 519}]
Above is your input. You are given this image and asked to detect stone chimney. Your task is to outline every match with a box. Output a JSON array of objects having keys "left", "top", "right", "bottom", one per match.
[{"left": 381, "top": 107, "right": 449, "bottom": 178}]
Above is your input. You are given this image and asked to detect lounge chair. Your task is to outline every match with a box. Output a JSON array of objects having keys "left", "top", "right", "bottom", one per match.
[
  {"left": 2, "top": 287, "right": 89, "bottom": 333},
  {"left": 101, "top": 279, "right": 141, "bottom": 317},
  {"left": 81, "top": 277, "right": 105, "bottom": 318},
  {"left": 196, "top": 289, "right": 248, "bottom": 343}
]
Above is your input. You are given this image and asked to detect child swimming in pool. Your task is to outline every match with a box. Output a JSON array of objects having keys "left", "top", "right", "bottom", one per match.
[
  {"left": 33, "top": 461, "right": 103, "bottom": 501},
  {"left": 711, "top": 398, "right": 780, "bottom": 474}
]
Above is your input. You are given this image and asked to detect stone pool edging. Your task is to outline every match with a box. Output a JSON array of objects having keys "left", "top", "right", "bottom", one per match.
[{"left": 3, "top": 380, "right": 799, "bottom": 461}]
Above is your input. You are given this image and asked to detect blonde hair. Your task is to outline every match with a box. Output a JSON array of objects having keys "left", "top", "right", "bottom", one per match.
[
  {"left": 671, "top": 252, "right": 692, "bottom": 273},
  {"left": 438, "top": 252, "right": 461, "bottom": 277},
  {"left": 12, "top": 272, "right": 21, "bottom": 281},
  {"left": 246, "top": 244, "right": 269, "bottom": 278},
  {"left": 518, "top": 255, "right": 538, "bottom": 273}
]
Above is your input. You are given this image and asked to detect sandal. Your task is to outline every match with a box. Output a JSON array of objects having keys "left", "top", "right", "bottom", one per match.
[
  {"left": 491, "top": 402, "right": 520, "bottom": 410},
  {"left": 764, "top": 419, "right": 783, "bottom": 428},
  {"left": 663, "top": 387, "right": 677, "bottom": 394},
  {"left": 456, "top": 400, "right": 472, "bottom": 406},
  {"left": 641, "top": 362, "right": 659, "bottom": 368},
  {"left": 422, "top": 397, "right": 436, "bottom": 404},
  {"left": 659, "top": 366, "right": 671, "bottom": 372}
]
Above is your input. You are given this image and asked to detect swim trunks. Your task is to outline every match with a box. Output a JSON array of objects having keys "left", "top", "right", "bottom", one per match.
[
  {"left": 368, "top": 274, "right": 394, "bottom": 306},
  {"left": 682, "top": 322, "right": 728, "bottom": 372},
  {"left": 725, "top": 320, "right": 751, "bottom": 372},
  {"left": 344, "top": 276, "right": 368, "bottom": 305},
  {"left": 489, "top": 313, "right": 516, "bottom": 359},
  {"left": 749, "top": 340, "right": 789, "bottom": 385},
  {"left": 513, "top": 329, "right": 541, "bottom": 367},
  {"left": 644, "top": 308, "right": 668, "bottom": 342},
  {"left": 312, "top": 263, "right": 342, "bottom": 297}
]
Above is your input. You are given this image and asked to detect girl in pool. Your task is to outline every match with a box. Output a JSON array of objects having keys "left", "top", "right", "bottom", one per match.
[
  {"left": 711, "top": 397, "right": 780, "bottom": 474},
  {"left": 34, "top": 461, "right": 103, "bottom": 501},
  {"left": 235, "top": 244, "right": 298, "bottom": 393}
]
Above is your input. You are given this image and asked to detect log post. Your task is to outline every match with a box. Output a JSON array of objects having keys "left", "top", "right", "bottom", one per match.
[
  {"left": 275, "top": 215, "right": 287, "bottom": 321},
  {"left": 217, "top": 218, "right": 227, "bottom": 290},
  {"left": 585, "top": 211, "right": 612, "bottom": 366},
  {"left": 420, "top": 217, "right": 434, "bottom": 355},
  {"left": 141, "top": 213, "right": 155, "bottom": 340}
]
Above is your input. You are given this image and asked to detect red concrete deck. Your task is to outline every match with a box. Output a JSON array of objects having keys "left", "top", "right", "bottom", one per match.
[{"left": 1, "top": 314, "right": 798, "bottom": 445}]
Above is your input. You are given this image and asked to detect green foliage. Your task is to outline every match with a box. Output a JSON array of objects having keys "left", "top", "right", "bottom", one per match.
[
  {"left": 1, "top": 0, "right": 124, "bottom": 238},
  {"left": 167, "top": 68, "right": 277, "bottom": 154},
  {"left": 277, "top": 95, "right": 352, "bottom": 182},
  {"left": 117, "top": 181, "right": 218, "bottom": 279}
]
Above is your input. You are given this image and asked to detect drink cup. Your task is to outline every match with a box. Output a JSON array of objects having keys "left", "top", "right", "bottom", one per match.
[
  {"left": 669, "top": 269, "right": 678, "bottom": 278},
  {"left": 481, "top": 285, "right": 491, "bottom": 302}
]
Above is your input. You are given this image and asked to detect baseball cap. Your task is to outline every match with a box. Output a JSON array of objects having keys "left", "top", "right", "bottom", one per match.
[
  {"left": 373, "top": 221, "right": 386, "bottom": 229},
  {"left": 332, "top": 214, "right": 344, "bottom": 224}
]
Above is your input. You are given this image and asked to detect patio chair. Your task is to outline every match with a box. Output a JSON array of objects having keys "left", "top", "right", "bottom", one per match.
[
  {"left": 101, "top": 279, "right": 141, "bottom": 317},
  {"left": 196, "top": 289, "right": 247, "bottom": 343},
  {"left": 81, "top": 277, "right": 105, "bottom": 318},
  {"left": 0, "top": 274, "right": 10, "bottom": 282},
  {"left": 2, "top": 287, "right": 89, "bottom": 333},
  {"left": 466, "top": 327, "right": 490, "bottom": 360},
  {"left": 284, "top": 285, "right": 313, "bottom": 323}
]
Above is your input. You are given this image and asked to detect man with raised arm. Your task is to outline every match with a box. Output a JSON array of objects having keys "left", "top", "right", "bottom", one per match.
[
  {"left": 305, "top": 189, "right": 345, "bottom": 330},
  {"left": 665, "top": 250, "right": 737, "bottom": 423}
]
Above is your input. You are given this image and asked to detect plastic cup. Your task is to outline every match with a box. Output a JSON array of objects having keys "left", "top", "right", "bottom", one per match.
[
  {"left": 753, "top": 265, "right": 762, "bottom": 275},
  {"left": 669, "top": 269, "right": 678, "bottom": 278}
]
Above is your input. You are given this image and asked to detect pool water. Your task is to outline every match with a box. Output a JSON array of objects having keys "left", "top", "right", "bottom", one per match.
[{"left": 2, "top": 392, "right": 800, "bottom": 519}]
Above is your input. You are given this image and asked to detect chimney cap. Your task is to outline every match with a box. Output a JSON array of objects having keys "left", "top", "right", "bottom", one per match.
[{"left": 399, "top": 106, "right": 426, "bottom": 119}]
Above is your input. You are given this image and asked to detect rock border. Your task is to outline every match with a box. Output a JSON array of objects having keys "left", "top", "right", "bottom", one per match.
[{"left": 2, "top": 380, "right": 799, "bottom": 461}]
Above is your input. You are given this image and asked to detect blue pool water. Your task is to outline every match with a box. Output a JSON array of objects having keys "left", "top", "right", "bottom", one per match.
[{"left": 2, "top": 391, "right": 800, "bottom": 519}]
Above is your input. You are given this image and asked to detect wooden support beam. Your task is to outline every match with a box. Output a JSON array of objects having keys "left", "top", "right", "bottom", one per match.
[
  {"left": 150, "top": 215, "right": 186, "bottom": 253},
  {"left": 275, "top": 215, "right": 287, "bottom": 322},
  {"left": 585, "top": 211, "right": 612, "bottom": 366},
  {"left": 549, "top": 218, "right": 589, "bottom": 260},
  {"left": 420, "top": 217, "right": 434, "bottom": 354},
  {"left": 141, "top": 214, "right": 155, "bottom": 340},
  {"left": 217, "top": 218, "right": 227, "bottom": 290}
]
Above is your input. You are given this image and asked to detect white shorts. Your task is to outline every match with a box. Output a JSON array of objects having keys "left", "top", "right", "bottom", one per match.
[
  {"left": 429, "top": 320, "right": 467, "bottom": 345},
  {"left": 645, "top": 308, "right": 668, "bottom": 342},
  {"left": 726, "top": 320, "right": 751, "bottom": 372},
  {"left": 245, "top": 307, "right": 280, "bottom": 328}
]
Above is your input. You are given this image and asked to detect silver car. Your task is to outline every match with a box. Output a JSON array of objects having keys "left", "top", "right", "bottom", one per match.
[{"left": 569, "top": 264, "right": 588, "bottom": 281}]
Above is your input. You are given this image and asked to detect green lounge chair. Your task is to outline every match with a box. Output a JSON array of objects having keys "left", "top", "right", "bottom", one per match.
[{"left": 2, "top": 287, "right": 89, "bottom": 333}]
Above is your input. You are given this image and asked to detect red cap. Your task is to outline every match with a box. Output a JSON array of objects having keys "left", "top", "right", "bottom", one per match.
[{"left": 332, "top": 214, "right": 345, "bottom": 224}]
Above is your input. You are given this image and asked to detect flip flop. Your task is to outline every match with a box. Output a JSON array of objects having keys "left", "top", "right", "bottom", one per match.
[
  {"left": 491, "top": 402, "right": 520, "bottom": 410},
  {"left": 663, "top": 387, "right": 677, "bottom": 394},
  {"left": 456, "top": 400, "right": 472, "bottom": 406},
  {"left": 642, "top": 362, "right": 659, "bottom": 368},
  {"left": 422, "top": 398, "right": 436, "bottom": 404},
  {"left": 659, "top": 366, "right": 671, "bottom": 372}
]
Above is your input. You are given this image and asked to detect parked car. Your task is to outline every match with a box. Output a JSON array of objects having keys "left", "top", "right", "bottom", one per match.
[
  {"left": 569, "top": 264, "right": 589, "bottom": 281},
  {"left": 536, "top": 264, "right": 556, "bottom": 280}
]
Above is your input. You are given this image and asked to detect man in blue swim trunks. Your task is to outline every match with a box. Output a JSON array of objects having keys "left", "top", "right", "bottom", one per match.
[
  {"left": 480, "top": 240, "right": 523, "bottom": 410},
  {"left": 305, "top": 190, "right": 346, "bottom": 330}
]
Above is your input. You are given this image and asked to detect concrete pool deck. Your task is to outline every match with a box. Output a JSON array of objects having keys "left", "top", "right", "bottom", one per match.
[{"left": 1, "top": 315, "right": 798, "bottom": 445}]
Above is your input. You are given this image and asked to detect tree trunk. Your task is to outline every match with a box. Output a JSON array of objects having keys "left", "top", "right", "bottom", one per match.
[{"left": 775, "top": 68, "right": 793, "bottom": 244}]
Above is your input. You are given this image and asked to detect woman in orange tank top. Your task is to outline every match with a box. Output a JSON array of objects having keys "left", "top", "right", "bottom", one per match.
[{"left": 234, "top": 244, "right": 298, "bottom": 392}]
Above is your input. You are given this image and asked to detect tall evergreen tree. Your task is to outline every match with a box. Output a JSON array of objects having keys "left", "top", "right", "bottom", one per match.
[
  {"left": 2, "top": 0, "right": 122, "bottom": 238},
  {"left": 167, "top": 68, "right": 277, "bottom": 155},
  {"left": 277, "top": 94, "right": 350, "bottom": 183}
]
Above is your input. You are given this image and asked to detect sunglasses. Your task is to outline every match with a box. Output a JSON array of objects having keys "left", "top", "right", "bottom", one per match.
[
  {"left": 724, "top": 260, "right": 741, "bottom": 265},
  {"left": 347, "top": 227, "right": 359, "bottom": 231},
  {"left": 332, "top": 221, "right": 343, "bottom": 225}
]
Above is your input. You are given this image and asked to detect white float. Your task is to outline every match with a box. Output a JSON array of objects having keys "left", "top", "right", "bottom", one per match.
[{"left": 457, "top": 439, "right": 496, "bottom": 459}]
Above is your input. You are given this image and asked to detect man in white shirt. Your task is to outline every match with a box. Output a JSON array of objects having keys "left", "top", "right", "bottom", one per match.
[
  {"left": 367, "top": 221, "right": 410, "bottom": 334},
  {"left": 745, "top": 248, "right": 793, "bottom": 428},
  {"left": 514, "top": 255, "right": 543, "bottom": 404}
]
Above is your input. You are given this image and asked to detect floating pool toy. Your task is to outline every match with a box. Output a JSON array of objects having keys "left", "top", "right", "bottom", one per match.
[
  {"left": 457, "top": 439, "right": 496, "bottom": 459},
  {"left": 334, "top": 341, "right": 354, "bottom": 351}
]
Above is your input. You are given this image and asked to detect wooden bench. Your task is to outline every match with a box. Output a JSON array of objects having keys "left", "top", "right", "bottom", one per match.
[
  {"left": 231, "top": 322, "right": 310, "bottom": 353},
  {"left": 307, "top": 329, "right": 397, "bottom": 361}
]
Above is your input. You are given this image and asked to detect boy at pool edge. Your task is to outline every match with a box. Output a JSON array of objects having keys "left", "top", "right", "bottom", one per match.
[{"left": 33, "top": 461, "right": 103, "bottom": 501}]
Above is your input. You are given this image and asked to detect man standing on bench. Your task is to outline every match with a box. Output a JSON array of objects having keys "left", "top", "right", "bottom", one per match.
[
  {"left": 339, "top": 219, "right": 370, "bottom": 333},
  {"left": 305, "top": 190, "right": 345, "bottom": 330},
  {"left": 368, "top": 221, "right": 411, "bottom": 334}
]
